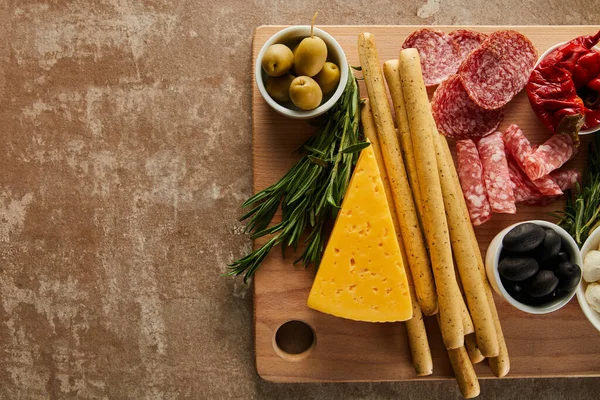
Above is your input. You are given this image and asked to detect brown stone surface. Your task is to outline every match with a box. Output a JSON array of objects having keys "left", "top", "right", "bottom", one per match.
[{"left": 0, "top": 1, "right": 599, "bottom": 398}]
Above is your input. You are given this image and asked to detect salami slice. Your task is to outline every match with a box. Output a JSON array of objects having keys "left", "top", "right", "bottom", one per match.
[
  {"left": 502, "top": 124, "right": 562, "bottom": 196},
  {"left": 431, "top": 75, "right": 504, "bottom": 139},
  {"left": 456, "top": 139, "right": 492, "bottom": 226},
  {"left": 477, "top": 131, "right": 516, "bottom": 214},
  {"left": 449, "top": 30, "right": 488, "bottom": 61},
  {"left": 506, "top": 150, "right": 542, "bottom": 203},
  {"left": 402, "top": 29, "right": 461, "bottom": 86},
  {"left": 458, "top": 30, "right": 538, "bottom": 110},
  {"left": 523, "top": 134, "right": 577, "bottom": 181},
  {"left": 550, "top": 169, "right": 582, "bottom": 191}
]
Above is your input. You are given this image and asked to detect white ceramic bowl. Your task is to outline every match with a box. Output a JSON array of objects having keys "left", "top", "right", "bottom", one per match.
[
  {"left": 485, "top": 220, "right": 582, "bottom": 314},
  {"left": 535, "top": 41, "right": 600, "bottom": 135},
  {"left": 577, "top": 227, "right": 600, "bottom": 332},
  {"left": 254, "top": 26, "right": 348, "bottom": 120}
]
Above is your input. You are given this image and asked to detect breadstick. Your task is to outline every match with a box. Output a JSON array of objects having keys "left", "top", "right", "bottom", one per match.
[
  {"left": 438, "top": 135, "right": 510, "bottom": 377},
  {"left": 433, "top": 133, "right": 499, "bottom": 357},
  {"left": 362, "top": 100, "right": 433, "bottom": 376},
  {"left": 399, "top": 47, "right": 463, "bottom": 349},
  {"left": 435, "top": 314, "right": 480, "bottom": 398},
  {"left": 358, "top": 33, "right": 438, "bottom": 317},
  {"left": 465, "top": 334, "right": 485, "bottom": 364},
  {"left": 448, "top": 346, "right": 481, "bottom": 399},
  {"left": 382, "top": 60, "right": 423, "bottom": 220},
  {"left": 454, "top": 264, "right": 474, "bottom": 336}
]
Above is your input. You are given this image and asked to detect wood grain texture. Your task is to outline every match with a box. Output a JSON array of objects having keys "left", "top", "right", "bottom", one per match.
[{"left": 252, "top": 25, "right": 600, "bottom": 382}]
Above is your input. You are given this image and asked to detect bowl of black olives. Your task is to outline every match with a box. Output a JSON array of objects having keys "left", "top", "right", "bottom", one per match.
[{"left": 485, "top": 220, "right": 582, "bottom": 314}]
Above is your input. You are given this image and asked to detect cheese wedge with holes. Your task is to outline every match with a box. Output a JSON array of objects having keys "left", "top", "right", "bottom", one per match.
[{"left": 307, "top": 143, "right": 412, "bottom": 322}]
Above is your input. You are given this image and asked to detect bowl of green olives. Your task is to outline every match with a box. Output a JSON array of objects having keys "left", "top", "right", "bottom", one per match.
[
  {"left": 485, "top": 220, "right": 582, "bottom": 314},
  {"left": 255, "top": 24, "right": 348, "bottom": 119}
]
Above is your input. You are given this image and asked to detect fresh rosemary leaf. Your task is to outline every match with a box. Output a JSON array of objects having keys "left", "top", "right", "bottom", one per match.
[
  {"left": 555, "top": 133, "right": 600, "bottom": 247},
  {"left": 228, "top": 68, "right": 364, "bottom": 281},
  {"left": 341, "top": 142, "right": 370, "bottom": 154},
  {"left": 307, "top": 155, "right": 329, "bottom": 167}
]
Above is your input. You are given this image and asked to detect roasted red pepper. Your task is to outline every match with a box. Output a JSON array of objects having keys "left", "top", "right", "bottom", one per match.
[{"left": 526, "top": 30, "right": 600, "bottom": 145}]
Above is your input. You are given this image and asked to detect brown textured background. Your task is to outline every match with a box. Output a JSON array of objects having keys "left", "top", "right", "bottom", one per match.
[{"left": 0, "top": 1, "right": 599, "bottom": 399}]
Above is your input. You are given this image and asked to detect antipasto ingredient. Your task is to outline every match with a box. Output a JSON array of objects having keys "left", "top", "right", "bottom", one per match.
[
  {"left": 527, "top": 270, "right": 559, "bottom": 298},
  {"left": 478, "top": 131, "right": 516, "bottom": 214},
  {"left": 523, "top": 134, "right": 577, "bottom": 181},
  {"left": 265, "top": 74, "right": 295, "bottom": 103},
  {"left": 293, "top": 13, "right": 327, "bottom": 77},
  {"left": 382, "top": 60, "right": 424, "bottom": 224},
  {"left": 381, "top": 60, "right": 438, "bottom": 315},
  {"left": 306, "top": 143, "right": 412, "bottom": 322},
  {"left": 555, "top": 133, "right": 600, "bottom": 247},
  {"left": 313, "top": 62, "right": 340, "bottom": 94},
  {"left": 289, "top": 76, "right": 323, "bottom": 110},
  {"left": 554, "top": 261, "right": 582, "bottom": 291},
  {"left": 447, "top": 345, "right": 480, "bottom": 399},
  {"left": 585, "top": 282, "right": 600, "bottom": 313},
  {"left": 464, "top": 334, "right": 485, "bottom": 364},
  {"left": 400, "top": 47, "right": 464, "bottom": 349},
  {"left": 456, "top": 139, "right": 491, "bottom": 226},
  {"left": 262, "top": 43, "right": 294, "bottom": 77},
  {"left": 502, "top": 124, "right": 562, "bottom": 196},
  {"left": 526, "top": 30, "right": 600, "bottom": 141},
  {"left": 502, "top": 222, "right": 546, "bottom": 252},
  {"left": 431, "top": 74, "right": 503, "bottom": 139},
  {"left": 498, "top": 256, "right": 539, "bottom": 282},
  {"left": 583, "top": 250, "right": 600, "bottom": 282},
  {"left": 449, "top": 29, "right": 487, "bottom": 61},
  {"left": 459, "top": 30, "right": 537, "bottom": 110},
  {"left": 401, "top": 28, "right": 461, "bottom": 86},
  {"left": 537, "top": 229, "right": 562, "bottom": 261}
]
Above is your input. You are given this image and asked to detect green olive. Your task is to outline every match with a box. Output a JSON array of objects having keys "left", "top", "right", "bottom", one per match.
[
  {"left": 261, "top": 44, "right": 294, "bottom": 77},
  {"left": 313, "top": 62, "right": 340, "bottom": 94},
  {"left": 265, "top": 74, "right": 295, "bottom": 103},
  {"left": 293, "top": 36, "right": 327, "bottom": 77},
  {"left": 289, "top": 76, "right": 323, "bottom": 110}
]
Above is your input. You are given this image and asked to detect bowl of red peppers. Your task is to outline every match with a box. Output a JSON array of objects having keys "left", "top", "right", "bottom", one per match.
[{"left": 527, "top": 30, "right": 600, "bottom": 142}]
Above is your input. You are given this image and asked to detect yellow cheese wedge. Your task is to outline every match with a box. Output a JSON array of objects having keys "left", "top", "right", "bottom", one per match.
[{"left": 307, "top": 143, "right": 412, "bottom": 322}]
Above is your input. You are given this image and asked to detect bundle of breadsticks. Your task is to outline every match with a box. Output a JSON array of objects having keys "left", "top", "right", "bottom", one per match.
[{"left": 357, "top": 32, "right": 510, "bottom": 399}]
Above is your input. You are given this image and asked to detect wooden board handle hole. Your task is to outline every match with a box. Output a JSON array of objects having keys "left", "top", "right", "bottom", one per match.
[{"left": 272, "top": 320, "right": 316, "bottom": 362}]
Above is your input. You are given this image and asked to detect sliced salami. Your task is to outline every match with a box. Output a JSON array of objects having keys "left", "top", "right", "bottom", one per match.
[
  {"left": 550, "top": 169, "right": 582, "bottom": 191},
  {"left": 458, "top": 30, "right": 538, "bottom": 110},
  {"left": 431, "top": 75, "right": 503, "bottom": 139},
  {"left": 506, "top": 150, "right": 542, "bottom": 203},
  {"left": 449, "top": 30, "right": 487, "bottom": 61},
  {"left": 523, "top": 134, "right": 577, "bottom": 181},
  {"left": 402, "top": 29, "right": 461, "bottom": 86},
  {"left": 477, "top": 131, "right": 516, "bottom": 214},
  {"left": 502, "top": 124, "right": 562, "bottom": 196},
  {"left": 456, "top": 139, "right": 492, "bottom": 226}
]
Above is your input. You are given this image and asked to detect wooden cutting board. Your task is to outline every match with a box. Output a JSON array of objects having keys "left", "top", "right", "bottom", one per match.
[{"left": 251, "top": 25, "right": 600, "bottom": 383}]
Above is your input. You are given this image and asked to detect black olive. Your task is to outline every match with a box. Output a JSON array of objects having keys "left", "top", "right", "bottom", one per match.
[
  {"left": 498, "top": 256, "right": 539, "bottom": 281},
  {"left": 537, "top": 229, "right": 562, "bottom": 261},
  {"left": 556, "top": 251, "right": 569, "bottom": 263},
  {"left": 555, "top": 261, "right": 582, "bottom": 292},
  {"left": 502, "top": 223, "right": 546, "bottom": 253},
  {"left": 501, "top": 278, "right": 523, "bottom": 294},
  {"left": 527, "top": 270, "right": 559, "bottom": 298},
  {"left": 525, "top": 288, "right": 558, "bottom": 306}
]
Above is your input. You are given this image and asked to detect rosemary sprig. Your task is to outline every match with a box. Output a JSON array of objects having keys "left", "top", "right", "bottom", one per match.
[
  {"left": 554, "top": 133, "right": 600, "bottom": 247},
  {"left": 228, "top": 69, "right": 365, "bottom": 282}
]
